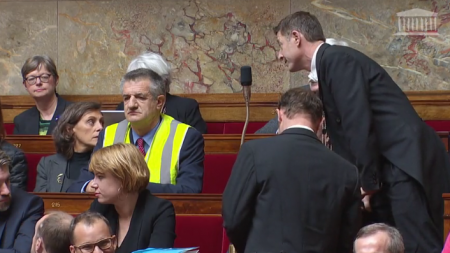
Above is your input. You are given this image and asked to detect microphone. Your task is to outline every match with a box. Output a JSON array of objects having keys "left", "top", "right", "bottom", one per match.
[{"left": 240, "top": 66, "right": 252, "bottom": 146}]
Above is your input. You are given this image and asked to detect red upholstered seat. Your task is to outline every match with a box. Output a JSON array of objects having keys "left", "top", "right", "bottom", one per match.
[
  {"left": 223, "top": 122, "right": 267, "bottom": 134},
  {"left": 425, "top": 121, "right": 450, "bottom": 131},
  {"left": 25, "top": 153, "right": 50, "bottom": 191},
  {"left": 202, "top": 154, "right": 237, "bottom": 194},
  {"left": 175, "top": 214, "right": 228, "bottom": 253},
  {"left": 206, "top": 122, "right": 267, "bottom": 134},
  {"left": 5, "top": 123, "right": 14, "bottom": 135}
]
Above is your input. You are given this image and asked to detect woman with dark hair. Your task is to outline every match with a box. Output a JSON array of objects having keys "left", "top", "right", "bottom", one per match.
[
  {"left": 34, "top": 102, "right": 103, "bottom": 192},
  {"left": 0, "top": 99, "right": 28, "bottom": 190}
]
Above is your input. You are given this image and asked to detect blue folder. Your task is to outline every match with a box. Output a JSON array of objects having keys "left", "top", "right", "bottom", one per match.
[{"left": 132, "top": 247, "right": 199, "bottom": 253}]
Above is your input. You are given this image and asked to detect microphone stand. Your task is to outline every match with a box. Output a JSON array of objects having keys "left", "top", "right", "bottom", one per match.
[{"left": 240, "top": 86, "right": 251, "bottom": 146}]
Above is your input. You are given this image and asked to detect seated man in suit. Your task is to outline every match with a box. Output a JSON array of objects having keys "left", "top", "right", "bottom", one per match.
[
  {"left": 68, "top": 68, "right": 204, "bottom": 194},
  {"left": 116, "top": 52, "right": 207, "bottom": 134},
  {"left": 70, "top": 211, "right": 116, "bottom": 253},
  {"left": 0, "top": 150, "right": 44, "bottom": 253},
  {"left": 223, "top": 88, "right": 361, "bottom": 253},
  {"left": 31, "top": 211, "right": 74, "bottom": 253},
  {"left": 354, "top": 223, "right": 404, "bottom": 253},
  {"left": 14, "top": 55, "right": 71, "bottom": 135}
]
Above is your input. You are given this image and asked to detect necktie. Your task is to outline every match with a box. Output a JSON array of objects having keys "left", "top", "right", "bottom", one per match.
[{"left": 136, "top": 138, "right": 146, "bottom": 155}]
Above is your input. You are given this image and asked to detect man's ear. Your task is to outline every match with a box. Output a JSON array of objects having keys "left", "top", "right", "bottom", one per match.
[
  {"left": 35, "top": 238, "right": 43, "bottom": 253},
  {"left": 291, "top": 30, "right": 303, "bottom": 47},
  {"left": 69, "top": 245, "right": 76, "bottom": 253},
  {"left": 156, "top": 95, "right": 166, "bottom": 112}
]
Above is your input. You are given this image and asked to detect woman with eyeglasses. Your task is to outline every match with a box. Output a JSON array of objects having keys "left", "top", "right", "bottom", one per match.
[
  {"left": 34, "top": 102, "right": 104, "bottom": 192},
  {"left": 13, "top": 55, "right": 71, "bottom": 135},
  {"left": 88, "top": 143, "right": 176, "bottom": 253}
]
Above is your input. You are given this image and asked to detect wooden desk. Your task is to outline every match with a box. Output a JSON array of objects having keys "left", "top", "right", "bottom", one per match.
[
  {"left": 7, "top": 134, "right": 273, "bottom": 154},
  {"left": 444, "top": 193, "right": 450, "bottom": 241},
  {"left": 3, "top": 91, "right": 450, "bottom": 123},
  {"left": 35, "top": 193, "right": 222, "bottom": 215},
  {"left": 8, "top": 132, "right": 448, "bottom": 154}
]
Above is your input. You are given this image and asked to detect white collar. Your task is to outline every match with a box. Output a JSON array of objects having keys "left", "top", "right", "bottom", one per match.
[
  {"left": 286, "top": 125, "right": 314, "bottom": 133},
  {"left": 308, "top": 42, "right": 325, "bottom": 82}
]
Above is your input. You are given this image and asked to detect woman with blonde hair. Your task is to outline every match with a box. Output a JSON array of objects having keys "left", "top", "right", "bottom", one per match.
[{"left": 88, "top": 143, "right": 176, "bottom": 253}]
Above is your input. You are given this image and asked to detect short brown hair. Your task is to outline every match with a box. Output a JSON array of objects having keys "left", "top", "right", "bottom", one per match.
[
  {"left": 52, "top": 102, "right": 102, "bottom": 159},
  {"left": 21, "top": 55, "right": 59, "bottom": 81},
  {"left": 273, "top": 11, "right": 326, "bottom": 42},
  {"left": 89, "top": 143, "right": 149, "bottom": 193},
  {"left": 70, "top": 211, "right": 113, "bottom": 244},
  {"left": 354, "top": 223, "right": 404, "bottom": 253},
  {"left": 36, "top": 211, "right": 74, "bottom": 253},
  {"left": 0, "top": 151, "right": 11, "bottom": 171},
  {"left": 278, "top": 88, "right": 323, "bottom": 124}
]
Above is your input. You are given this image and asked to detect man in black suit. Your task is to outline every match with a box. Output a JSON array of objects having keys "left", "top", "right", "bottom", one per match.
[
  {"left": 116, "top": 52, "right": 207, "bottom": 134},
  {"left": 14, "top": 55, "right": 71, "bottom": 135},
  {"left": 0, "top": 151, "right": 44, "bottom": 253},
  {"left": 274, "top": 11, "right": 450, "bottom": 252},
  {"left": 223, "top": 88, "right": 361, "bottom": 253}
]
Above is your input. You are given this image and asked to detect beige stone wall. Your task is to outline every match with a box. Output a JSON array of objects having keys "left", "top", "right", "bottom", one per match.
[{"left": 0, "top": 0, "right": 449, "bottom": 95}]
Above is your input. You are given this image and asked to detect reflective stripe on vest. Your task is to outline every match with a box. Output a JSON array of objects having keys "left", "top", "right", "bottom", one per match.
[{"left": 103, "top": 114, "right": 189, "bottom": 184}]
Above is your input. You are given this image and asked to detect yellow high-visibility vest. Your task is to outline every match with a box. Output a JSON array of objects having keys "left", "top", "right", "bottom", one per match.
[{"left": 103, "top": 114, "right": 190, "bottom": 184}]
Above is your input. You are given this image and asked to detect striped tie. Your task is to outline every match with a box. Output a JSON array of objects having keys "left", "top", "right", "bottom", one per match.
[{"left": 136, "top": 138, "right": 146, "bottom": 155}]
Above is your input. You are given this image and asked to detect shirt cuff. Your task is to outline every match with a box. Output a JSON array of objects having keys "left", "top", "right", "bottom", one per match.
[{"left": 81, "top": 180, "right": 90, "bottom": 193}]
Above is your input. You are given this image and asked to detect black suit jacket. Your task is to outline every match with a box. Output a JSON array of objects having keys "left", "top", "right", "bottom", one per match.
[
  {"left": 316, "top": 44, "right": 450, "bottom": 212},
  {"left": 1, "top": 141, "right": 28, "bottom": 191},
  {"left": 117, "top": 93, "right": 207, "bottom": 134},
  {"left": 89, "top": 189, "right": 176, "bottom": 253},
  {"left": 13, "top": 95, "right": 71, "bottom": 135},
  {"left": 222, "top": 128, "right": 361, "bottom": 253},
  {"left": 67, "top": 126, "right": 204, "bottom": 193},
  {"left": 0, "top": 187, "right": 44, "bottom": 253}
]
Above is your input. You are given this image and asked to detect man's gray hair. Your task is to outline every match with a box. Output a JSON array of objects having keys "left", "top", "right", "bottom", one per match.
[
  {"left": 126, "top": 52, "right": 172, "bottom": 93},
  {"left": 120, "top": 68, "right": 166, "bottom": 100},
  {"left": 354, "top": 223, "right": 404, "bottom": 253},
  {"left": 0, "top": 151, "right": 11, "bottom": 171}
]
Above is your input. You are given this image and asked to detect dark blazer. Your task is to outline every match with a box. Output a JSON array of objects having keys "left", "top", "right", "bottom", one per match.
[
  {"left": 222, "top": 128, "right": 361, "bottom": 253},
  {"left": 34, "top": 153, "right": 88, "bottom": 193},
  {"left": 1, "top": 141, "right": 28, "bottom": 191},
  {"left": 316, "top": 43, "right": 450, "bottom": 227},
  {"left": 117, "top": 93, "right": 207, "bottom": 134},
  {"left": 255, "top": 85, "right": 309, "bottom": 134},
  {"left": 67, "top": 126, "right": 204, "bottom": 193},
  {"left": 89, "top": 189, "right": 176, "bottom": 253},
  {"left": 13, "top": 95, "right": 71, "bottom": 135},
  {"left": 0, "top": 187, "right": 44, "bottom": 253}
]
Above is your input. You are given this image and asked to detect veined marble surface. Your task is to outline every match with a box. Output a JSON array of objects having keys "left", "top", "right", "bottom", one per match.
[{"left": 0, "top": 0, "right": 449, "bottom": 95}]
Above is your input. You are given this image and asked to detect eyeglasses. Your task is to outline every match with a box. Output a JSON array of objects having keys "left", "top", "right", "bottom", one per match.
[
  {"left": 24, "top": 74, "right": 52, "bottom": 85},
  {"left": 74, "top": 236, "right": 115, "bottom": 253}
]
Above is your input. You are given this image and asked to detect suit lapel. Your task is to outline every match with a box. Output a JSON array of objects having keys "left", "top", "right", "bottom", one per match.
[
  {"left": 25, "top": 107, "right": 41, "bottom": 135},
  {"left": 49, "top": 154, "right": 68, "bottom": 192},
  {"left": 0, "top": 215, "right": 6, "bottom": 245},
  {"left": 47, "top": 96, "right": 67, "bottom": 135}
]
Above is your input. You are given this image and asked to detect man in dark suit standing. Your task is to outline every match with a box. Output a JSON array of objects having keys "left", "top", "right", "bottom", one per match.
[
  {"left": 223, "top": 88, "right": 361, "bottom": 253},
  {"left": 0, "top": 151, "right": 44, "bottom": 253},
  {"left": 274, "top": 11, "right": 450, "bottom": 252}
]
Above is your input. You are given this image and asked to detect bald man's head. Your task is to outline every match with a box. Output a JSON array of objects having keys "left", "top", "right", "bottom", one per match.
[{"left": 31, "top": 211, "right": 74, "bottom": 253}]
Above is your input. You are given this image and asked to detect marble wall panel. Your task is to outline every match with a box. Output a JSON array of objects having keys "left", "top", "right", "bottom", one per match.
[
  {"left": 0, "top": 2, "right": 57, "bottom": 95},
  {"left": 290, "top": 0, "right": 450, "bottom": 90},
  {"left": 57, "top": 0, "right": 290, "bottom": 94}
]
